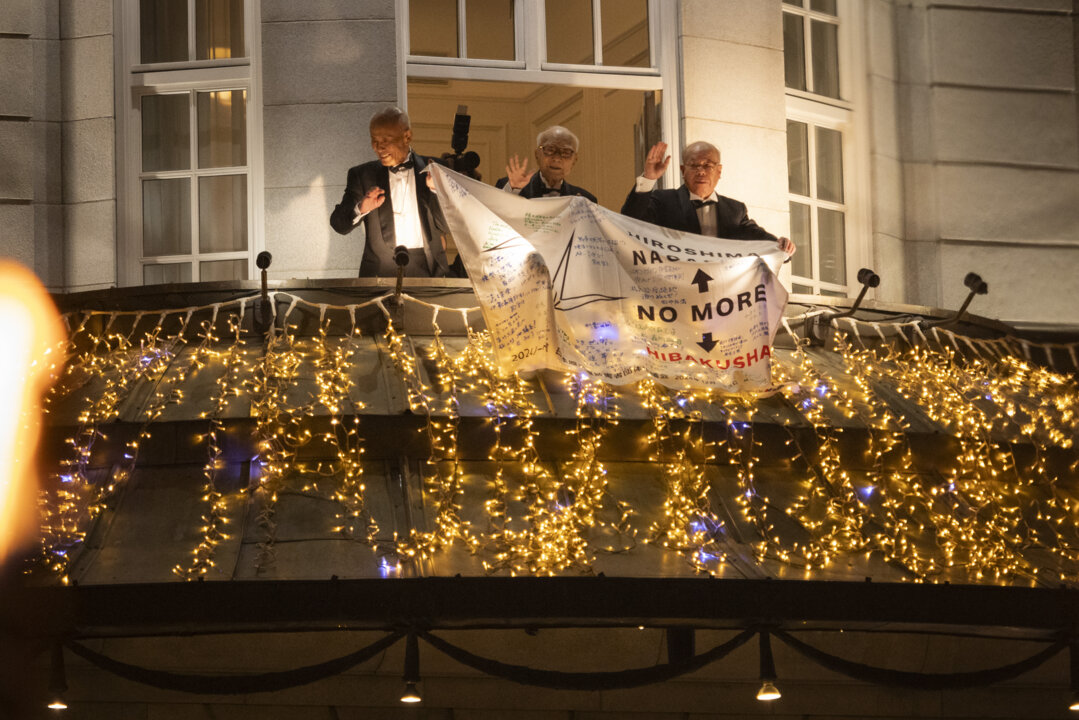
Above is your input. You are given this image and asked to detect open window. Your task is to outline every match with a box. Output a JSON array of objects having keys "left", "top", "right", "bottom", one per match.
[{"left": 401, "top": 0, "right": 679, "bottom": 203}]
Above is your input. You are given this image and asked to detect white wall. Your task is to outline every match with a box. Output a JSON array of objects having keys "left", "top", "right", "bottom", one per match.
[
  {"left": 4, "top": 0, "right": 1077, "bottom": 328},
  {"left": 0, "top": 0, "right": 116, "bottom": 293},
  {"left": 679, "top": 0, "right": 791, "bottom": 243},
  {"left": 259, "top": 0, "right": 399, "bottom": 280},
  {"left": 892, "top": 0, "right": 1079, "bottom": 325},
  {"left": 61, "top": 0, "right": 116, "bottom": 292},
  {"left": 0, "top": 0, "right": 37, "bottom": 275}
]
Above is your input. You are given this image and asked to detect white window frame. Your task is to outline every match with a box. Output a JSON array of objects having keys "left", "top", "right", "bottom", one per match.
[
  {"left": 783, "top": 0, "right": 871, "bottom": 296},
  {"left": 397, "top": 0, "right": 682, "bottom": 188},
  {"left": 115, "top": 0, "right": 264, "bottom": 288}
]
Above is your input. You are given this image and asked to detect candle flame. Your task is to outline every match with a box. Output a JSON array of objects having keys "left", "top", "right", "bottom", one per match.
[{"left": 0, "top": 262, "right": 64, "bottom": 563}]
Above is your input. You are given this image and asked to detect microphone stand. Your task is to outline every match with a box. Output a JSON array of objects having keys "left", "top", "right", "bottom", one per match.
[
  {"left": 254, "top": 251, "right": 273, "bottom": 338},
  {"left": 393, "top": 245, "right": 410, "bottom": 307}
]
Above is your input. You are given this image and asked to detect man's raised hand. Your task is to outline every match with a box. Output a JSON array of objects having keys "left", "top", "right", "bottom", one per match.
[
  {"left": 643, "top": 142, "right": 671, "bottom": 180},
  {"left": 358, "top": 186, "right": 385, "bottom": 215},
  {"left": 505, "top": 154, "right": 532, "bottom": 190}
]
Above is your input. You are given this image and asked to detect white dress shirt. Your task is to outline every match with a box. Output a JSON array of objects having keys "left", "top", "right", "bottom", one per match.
[{"left": 356, "top": 153, "right": 426, "bottom": 249}]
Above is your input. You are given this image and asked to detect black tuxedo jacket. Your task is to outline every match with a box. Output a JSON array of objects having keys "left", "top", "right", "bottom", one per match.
[
  {"left": 620, "top": 185, "right": 777, "bottom": 241},
  {"left": 329, "top": 154, "right": 452, "bottom": 277},
  {"left": 495, "top": 173, "right": 598, "bottom": 204}
]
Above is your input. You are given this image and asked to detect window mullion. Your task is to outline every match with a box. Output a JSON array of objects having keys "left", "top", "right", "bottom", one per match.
[
  {"left": 529, "top": 0, "right": 546, "bottom": 68},
  {"left": 458, "top": 0, "right": 468, "bottom": 58},
  {"left": 802, "top": 14, "right": 814, "bottom": 95},
  {"left": 189, "top": 90, "right": 200, "bottom": 280},
  {"left": 513, "top": 0, "right": 526, "bottom": 62},
  {"left": 187, "top": 0, "right": 196, "bottom": 61},
  {"left": 592, "top": 0, "right": 603, "bottom": 65},
  {"left": 810, "top": 202, "right": 821, "bottom": 289},
  {"left": 806, "top": 125, "right": 820, "bottom": 285}
]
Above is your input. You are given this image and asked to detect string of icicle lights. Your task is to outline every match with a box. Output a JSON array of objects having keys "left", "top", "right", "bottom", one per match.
[{"left": 34, "top": 292, "right": 1079, "bottom": 584}]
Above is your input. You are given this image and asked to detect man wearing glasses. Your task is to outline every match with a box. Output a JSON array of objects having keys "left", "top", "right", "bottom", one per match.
[
  {"left": 621, "top": 141, "right": 796, "bottom": 255},
  {"left": 496, "top": 126, "right": 598, "bottom": 203}
]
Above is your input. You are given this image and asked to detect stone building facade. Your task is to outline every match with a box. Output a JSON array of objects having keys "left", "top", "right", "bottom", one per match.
[{"left": 1, "top": 0, "right": 1076, "bottom": 325}]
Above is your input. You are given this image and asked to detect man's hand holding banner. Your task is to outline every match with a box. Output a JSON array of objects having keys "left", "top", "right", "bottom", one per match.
[{"left": 431, "top": 165, "right": 788, "bottom": 393}]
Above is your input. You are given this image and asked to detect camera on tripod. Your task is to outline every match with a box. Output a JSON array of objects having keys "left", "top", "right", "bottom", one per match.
[{"left": 435, "top": 104, "right": 481, "bottom": 179}]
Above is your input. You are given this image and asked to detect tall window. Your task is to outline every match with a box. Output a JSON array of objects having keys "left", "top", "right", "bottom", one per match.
[
  {"left": 120, "top": 0, "right": 260, "bottom": 286},
  {"left": 783, "top": 0, "right": 858, "bottom": 297},
  {"left": 783, "top": 0, "right": 839, "bottom": 100},
  {"left": 401, "top": 0, "right": 677, "bottom": 208},
  {"left": 787, "top": 120, "right": 846, "bottom": 295}
]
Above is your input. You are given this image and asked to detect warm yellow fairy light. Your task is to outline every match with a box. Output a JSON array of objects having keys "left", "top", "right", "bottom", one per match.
[
  {"left": 174, "top": 314, "right": 246, "bottom": 579},
  {"left": 30, "top": 291, "right": 1079, "bottom": 586}
]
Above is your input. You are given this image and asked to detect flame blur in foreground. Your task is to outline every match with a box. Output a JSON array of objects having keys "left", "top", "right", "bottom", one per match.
[{"left": 0, "top": 261, "right": 63, "bottom": 564}]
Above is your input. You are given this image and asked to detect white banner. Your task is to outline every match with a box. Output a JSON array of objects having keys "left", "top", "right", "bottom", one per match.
[{"left": 431, "top": 165, "right": 789, "bottom": 393}]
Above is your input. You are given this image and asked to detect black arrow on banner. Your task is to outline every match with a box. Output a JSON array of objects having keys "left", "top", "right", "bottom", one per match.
[
  {"left": 698, "top": 333, "right": 718, "bottom": 353},
  {"left": 691, "top": 269, "right": 713, "bottom": 293}
]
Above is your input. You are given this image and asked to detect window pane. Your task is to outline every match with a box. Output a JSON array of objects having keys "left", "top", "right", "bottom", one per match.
[
  {"left": 810, "top": 0, "right": 837, "bottom": 15},
  {"left": 786, "top": 120, "right": 809, "bottom": 196},
  {"left": 783, "top": 13, "right": 806, "bottom": 92},
  {"left": 198, "top": 90, "right": 246, "bottom": 168},
  {"left": 143, "top": 178, "right": 192, "bottom": 257},
  {"left": 195, "top": 0, "right": 245, "bottom": 60},
  {"left": 546, "top": 0, "right": 594, "bottom": 64},
  {"left": 200, "top": 259, "right": 248, "bottom": 282},
  {"left": 199, "top": 175, "right": 247, "bottom": 253},
  {"left": 789, "top": 202, "right": 812, "bottom": 280},
  {"left": 140, "top": 0, "right": 187, "bottom": 64},
  {"left": 142, "top": 94, "right": 191, "bottom": 171},
  {"left": 466, "top": 0, "right": 514, "bottom": 60},
  {"left": 810, "top": 20, "right": 840, "bottom": 98},
  {"left": 601, "top": 0, "right": 649, "bottom": 67},
  {"left": 144, "top": 263, "right": 192, "bottom": 285},
  {"left": 792, "top": 283, "right": 813, "bottom": 294},
  {"left": 818, "top": 208, "right": 846, "bottom": 285},
  {"left": 815, "top": 126, "right": 843, "bottom": 203},
  {"left": 783, "top": 0, "right": 804, "bottom": 5},
  {"left": 410, "top": 0, "right": 459, "bottom": 57}
]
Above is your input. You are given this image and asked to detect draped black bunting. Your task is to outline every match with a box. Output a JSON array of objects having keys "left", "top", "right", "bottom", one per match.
[
  {"left": 60, "top": 627, "right": 1070, "bottom": 696},
  {"left": 65, "top": 631, "right": 403, "bottom": 695},
  {"left": 419, "top": 628, "right": 756, "bottom": 691},
  {"left": 773, "top": 629, "right": 1066, "bottom": 690}
]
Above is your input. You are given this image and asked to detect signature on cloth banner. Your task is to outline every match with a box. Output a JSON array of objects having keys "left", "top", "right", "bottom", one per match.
[{"left": 430, "top": 165, "right": 789, "bottom": 392}]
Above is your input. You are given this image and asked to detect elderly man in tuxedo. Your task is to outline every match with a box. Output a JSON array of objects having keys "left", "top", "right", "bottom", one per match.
[
  {"left": 621, "top": 141, "right": 795, "bottom": 255},
  {"left": 330, "top": 106, "right": 455, "bottom": 277},
  {"left": 496, "top": 125, "right": 597, "bottom": 203}
]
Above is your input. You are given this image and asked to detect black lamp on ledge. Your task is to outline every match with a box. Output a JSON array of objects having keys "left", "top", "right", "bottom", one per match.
[
  {"left": 46, "top": 643, "right": 67, "bottom": 711},
  {"left": 756, "top": 630, "right": 781, "bottom": 702},
  {"left": 401, "top": 631, "right": 422, "bottom": 704}
]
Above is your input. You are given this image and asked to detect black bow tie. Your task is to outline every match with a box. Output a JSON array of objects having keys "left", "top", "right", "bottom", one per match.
[
  {"left": 692, "top": 199, "right": 717, "bottom": 208},
  {"left": 389, "top": 159, "right": 414, "bottom": 174}
]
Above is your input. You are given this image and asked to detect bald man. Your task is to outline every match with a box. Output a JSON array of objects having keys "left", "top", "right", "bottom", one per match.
[
  {"left": 621, "top": 141, "right": 795, "bottom": 254},
  {"left": 330, "top": 106, "right": 455, "bottom": 277}
]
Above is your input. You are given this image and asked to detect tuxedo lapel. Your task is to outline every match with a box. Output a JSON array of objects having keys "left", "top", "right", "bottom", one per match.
[
  {"left": 677, "top": 186, "right": 702, "bottom": 234},
  {"left": 374, "top": 164, "right": 395, "bottom": 245}
]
